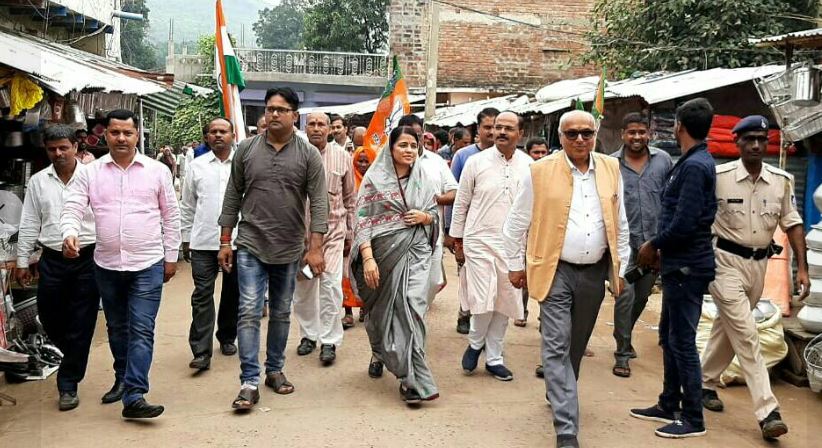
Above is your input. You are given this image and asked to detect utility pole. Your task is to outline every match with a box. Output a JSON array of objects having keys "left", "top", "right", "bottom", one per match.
[{"left": 424, "top": 0, "right": 440, "bottom": 125}]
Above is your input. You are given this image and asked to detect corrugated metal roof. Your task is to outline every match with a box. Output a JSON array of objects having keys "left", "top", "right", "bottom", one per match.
[
  {"left": 749, "top": 28, "right": 822, "bottom": 46},
  {"left": 298, "top": 95, "right": 426, "bottom": 116},
  {"left": 142, "top": 81, "right": 213, "bottom": 117},
  {"left": 417, "top": 95, "right": 531, "bottom": 127},
  {"left": 0, "top": 28, "right": 171, "bottom": 96},
  {"left": 512, "top": 66, "right": 783, "bottom": 116}
]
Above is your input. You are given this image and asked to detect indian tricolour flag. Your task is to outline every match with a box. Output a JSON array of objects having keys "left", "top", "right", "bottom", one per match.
[
  {"left": 215, "top": 0, "right": 246, "bottom": 142},
  {"left": 364, "top": 56, "right": 411, "bottom": 153}
]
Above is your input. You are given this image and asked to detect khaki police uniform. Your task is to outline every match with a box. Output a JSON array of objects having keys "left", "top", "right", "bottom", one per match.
[{"left": 702, "top": 160, "right": 802, "bottom": 422}]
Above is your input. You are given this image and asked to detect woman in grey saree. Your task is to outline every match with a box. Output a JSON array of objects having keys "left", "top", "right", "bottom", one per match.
[{"left": 351, "top": 126, "right": 440, "bottom": 404}]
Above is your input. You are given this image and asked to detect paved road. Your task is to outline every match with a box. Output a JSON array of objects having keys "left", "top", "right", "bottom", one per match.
[{"left": 1, "top": 258, "right": 819, "bottom": 447}]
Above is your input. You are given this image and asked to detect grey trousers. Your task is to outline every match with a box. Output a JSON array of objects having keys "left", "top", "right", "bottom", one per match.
[
  {"left": 541, "top": 258, "right": 608, "bottom": 437},
  {"left": 613, "top": 248, "right": 657, "bottom": 362}
]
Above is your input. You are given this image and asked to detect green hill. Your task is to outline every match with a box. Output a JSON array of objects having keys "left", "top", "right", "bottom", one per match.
[{"left": 145, "top": 0, "right": 278, "bottom": 47}]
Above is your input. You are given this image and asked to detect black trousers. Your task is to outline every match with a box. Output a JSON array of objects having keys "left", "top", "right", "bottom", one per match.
[
  {"left": 36, "top": 246, "right": 99, "bottom": 392},
  {"left": 189, "top": 250, "right": 239, "bottom": 357}
]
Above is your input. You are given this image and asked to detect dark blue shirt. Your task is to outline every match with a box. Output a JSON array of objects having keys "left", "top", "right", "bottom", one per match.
[
  {"left": 193, "top": 143, "right": 210, "bottom": 159},
  {"left": 652, "top": 142, "right": 717, "bottom": 278}
]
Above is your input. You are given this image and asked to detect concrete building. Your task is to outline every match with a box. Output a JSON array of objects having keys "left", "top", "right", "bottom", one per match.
[{"left": 0, "top": 0, "right": 121, "bottom": 59}]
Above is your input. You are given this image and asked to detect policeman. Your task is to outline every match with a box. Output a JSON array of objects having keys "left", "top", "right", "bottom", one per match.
[{"left": 701, "top": 115, "right": 810, "bottom": 441}]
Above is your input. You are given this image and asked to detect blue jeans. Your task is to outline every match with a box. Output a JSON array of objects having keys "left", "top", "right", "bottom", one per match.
[
  {"left": 236, "top": 249, "right": 298, "bottom": 385},
  {"left": 95, "top": 260, "right": 165, "bottom": 406},
  {"left": 658, "top": 271, "right": 711, "bottom": 429}
]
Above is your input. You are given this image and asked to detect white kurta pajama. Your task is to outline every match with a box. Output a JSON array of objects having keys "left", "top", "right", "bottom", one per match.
[
  {"left": 293, "top": 144, "right": 356, "bottom": 347},
  {"left": 450, "top": 146, "right": 531, "bottom": 366}
]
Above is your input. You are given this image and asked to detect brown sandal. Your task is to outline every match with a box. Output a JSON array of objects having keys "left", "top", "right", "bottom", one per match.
[
  {"left": 265, "top": 371, "right": 295, "bottom": 394},
  {"left": 232, "top": 386, "right": 260, "bottom": 410},
  {"left": 612, "top": 360, "right": 631, "bottom": 378}
]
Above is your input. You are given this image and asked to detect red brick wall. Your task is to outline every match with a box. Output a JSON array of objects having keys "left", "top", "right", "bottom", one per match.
[{"left": 390, "top": 0, "right": 596, "bottom": 92}]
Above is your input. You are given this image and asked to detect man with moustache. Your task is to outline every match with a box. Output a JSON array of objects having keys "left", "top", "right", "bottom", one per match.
[
  {"left": 181, "top": 117, "right": 241, "bottom": 371},
  {"left": 451, "top": 111, "right": 532, "bottom": 382},
  {"left": 700, "top": 116, "right": 808, "bottom": 440},
  {"left": 329, "top": 114, "right": 352, "bottom": 151},
  {"left": 16, "top": 125, "right": 97, "bottom": 411},
  {"left": 292, "top": 112, "right": 356, "bottom": 365},
  {"left": 503, "top": 110, "right": 629, "bottom": 447},
  {"left": 448, "top": 107, "right": 500, "bottom": 334},
  {"left": 62, "top": 109, "right": 181, "bottom": 419},
  {"left": 610, "top": 113, "right": 672, "bottom": 377}
]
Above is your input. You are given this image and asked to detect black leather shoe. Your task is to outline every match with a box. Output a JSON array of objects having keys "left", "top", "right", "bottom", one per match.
[
  {"left": 122, "top": 398, "right": 164, "bottom": 419},
  {"left": 220, "top": 343, "right": 237, "bottom": 356},
  {"left": 189, "top": 355, "right": 211, "bottom": 371},
  {"left": 557, "top": 434, "right": 580, "bottom": 448},
  {"left": 319, "top": 344, "right": 336, "bottom": 365},
  {"left": 59, "top": 391, "right": 79, "bottom": 411},
  {"left": 297, "top": 338, "right": 316, "bottom": 356},
  {"left": 368, "top": 360, "right": 384, "bottom": 378},
  {"left": 759, "top": 410, "right": 788, "bottom": 440},
  {"left": 101, "top": 381, "right": 125, "bottom": 404},
  {"left": 702, "top": 388, "right": 724, "bottom": 412}
]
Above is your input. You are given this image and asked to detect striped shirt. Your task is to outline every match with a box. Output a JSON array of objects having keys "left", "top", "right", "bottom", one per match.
[{"left": 305, "top": 143, "right": 356, "bottom": 273}]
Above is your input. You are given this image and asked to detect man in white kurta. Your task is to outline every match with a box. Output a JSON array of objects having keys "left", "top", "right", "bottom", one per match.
[
  {"left": 293, "top": 112, "right": 356, "bottom": 366},
  {"left": 418, "top": 149, "right": 458, "bottom": 306},
  {"left": 450, "top": 111, "right": 532, "bottom": 381}
]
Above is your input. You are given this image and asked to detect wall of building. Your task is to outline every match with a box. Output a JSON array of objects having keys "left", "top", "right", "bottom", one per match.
[
  {"left": 389, "top": 0, "right": 596, "bottom": 93},
  {"left": 53, "top": 0, "right": 114, "bottom": 26}
]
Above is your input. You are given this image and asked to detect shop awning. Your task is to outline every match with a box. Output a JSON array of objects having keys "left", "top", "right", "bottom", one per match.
[
  {"left": 141, "top": 81, "right": 213, "bottom": 117},
  {"left": 418, "top": 95, "right": 531, "bottom": 127},
  {"left": 512, "top": 66, "right": 784, "bottom": 116},
  {"left": 0, "top": 28, "right": 171, "bottom": 96},
  {"left": 298, "top": 95, "right": 426, "bottom": 116},
  {"left": 749, "top": 28, "right": 822, "bottom": 48}
]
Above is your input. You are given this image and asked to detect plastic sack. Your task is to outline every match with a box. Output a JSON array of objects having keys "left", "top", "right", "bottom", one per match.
[
  {"left": 9, "top": 73, "right": 43, "bottom": 116},
  {"left": 696, "top": 297, "right": 788, "bottom": 386}
]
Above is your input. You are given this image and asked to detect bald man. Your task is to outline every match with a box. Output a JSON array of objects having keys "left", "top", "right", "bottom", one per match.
[
  {"left": 503, "top": 110, "right": 629, "bottom": 447},
  {"left": 292, "top": 112, "right": 356, "bottom": 365},
  {"left": 352, "top": 126, "right": 366, "bottom": 149}
]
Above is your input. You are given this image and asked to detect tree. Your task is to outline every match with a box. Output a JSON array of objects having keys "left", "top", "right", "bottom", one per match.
[
  {"left": 120, "top": 0, "right": 158, "bottom": 70},
  {"left": 253, "top": 0, "right": 306, "bottom": 49},
  {"left": 302, "top": 0, "right": 389, "bottom": 53},
  {"left": 586, "top": 0, "right": 819, "bottom": 77},
  {"left": 153, "top": 92, "right": 222, "bottom": 149}
]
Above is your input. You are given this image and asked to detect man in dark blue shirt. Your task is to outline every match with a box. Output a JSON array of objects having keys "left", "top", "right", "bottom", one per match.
[{"left": 630, "top": 98, "right": 717, "bottom": 440}]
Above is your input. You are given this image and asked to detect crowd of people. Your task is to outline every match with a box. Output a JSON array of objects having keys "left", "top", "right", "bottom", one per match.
[{"left": 11, "top": 85, "right": 811, "bottom": 448}]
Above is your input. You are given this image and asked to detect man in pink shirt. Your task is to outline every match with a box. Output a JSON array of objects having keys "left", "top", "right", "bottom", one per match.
[{"left": 61, "top": 109, "right": 181, "bottom": 419}]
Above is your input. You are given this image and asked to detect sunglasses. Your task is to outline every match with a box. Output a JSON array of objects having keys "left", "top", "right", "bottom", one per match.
[{"left": 562, "top": 129, "right": 596, "bottom": 141}]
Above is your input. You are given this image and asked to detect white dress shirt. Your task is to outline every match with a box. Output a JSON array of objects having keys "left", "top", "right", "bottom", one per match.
[
  {"left": 17, "top": 163, "right": 96, "bottom": 266},
  {"left": 502, "top": 153, "right": 630, "bottom": 276},
  {"left": 180, "top": 150, "right": 237, "bottom": 250},
  {"left": 419, "top": 150, "right": 458, "bottom": 246}
]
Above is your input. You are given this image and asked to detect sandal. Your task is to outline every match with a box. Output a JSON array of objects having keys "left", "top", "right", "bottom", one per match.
[
  {"left": 513, "top": 318, "right": 527, "bottom": 327},
  {"left": 368, "top": 359, "right": 384, "bottom": 378},
  {"left": 231, "top": 386, "right": 260, "bottom": 410},
  {"left": 264, "top": 371, "right": 295, "bottom": 394},
  {"left": 342, "top": 314, "right": 355, "bottom": 329},
  {"left": 399, "top": 384, "right": 421, "bottom": 404},
  {"left": 358, "top": 310, "right": 366, "bottom": 323},
  {"left": 612, "top": 360, "right": 631, "bottom": 378}
]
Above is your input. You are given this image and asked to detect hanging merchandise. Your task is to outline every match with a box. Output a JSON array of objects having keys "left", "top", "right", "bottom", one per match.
[{"left": 8, "top": 73, "right": 43, "bottom": 116}]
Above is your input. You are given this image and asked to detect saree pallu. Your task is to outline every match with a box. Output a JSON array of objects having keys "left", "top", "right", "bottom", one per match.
[{"left": 352, "top": 225, "right": 437, "bottom": 399}]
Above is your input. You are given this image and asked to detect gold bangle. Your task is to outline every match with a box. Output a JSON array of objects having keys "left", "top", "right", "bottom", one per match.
[{"left": 363, "top": 256, "right": 375, "bottom": 263}]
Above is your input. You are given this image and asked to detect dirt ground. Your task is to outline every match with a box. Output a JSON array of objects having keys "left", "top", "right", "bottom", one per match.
[{"left": 1, "top": 257, "right": 821, "bottom": 447}]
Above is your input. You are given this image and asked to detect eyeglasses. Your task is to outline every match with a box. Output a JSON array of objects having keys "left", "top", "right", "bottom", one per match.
[
  {"left": 562, "top": 129, "right": 596, "bottom": 141},
  {"left": 265, "top": 106, "right": 293, "bottom": 115}
]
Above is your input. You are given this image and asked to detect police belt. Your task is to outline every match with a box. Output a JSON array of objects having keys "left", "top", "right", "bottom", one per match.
[{"left": 716, "top": 237, "right": 768, "bottom": 261}]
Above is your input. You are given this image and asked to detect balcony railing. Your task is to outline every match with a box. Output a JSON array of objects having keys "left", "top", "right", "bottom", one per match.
[{"left": 235, "top": 48, "right": 389, "bottom": 78}]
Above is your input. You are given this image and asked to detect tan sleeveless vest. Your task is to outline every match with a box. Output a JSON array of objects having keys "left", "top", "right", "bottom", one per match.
[{"left": 526, "top": 151, "right": 622, "bottom": 302}]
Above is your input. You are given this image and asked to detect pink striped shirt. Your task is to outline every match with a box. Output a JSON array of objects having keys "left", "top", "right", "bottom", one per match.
[{"left": 61, "top": 152, "right": 181, "bottom": 271}]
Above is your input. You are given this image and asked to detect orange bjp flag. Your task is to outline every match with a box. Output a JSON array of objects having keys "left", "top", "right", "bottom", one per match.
[{"left": 364, "top": 56, "right": 411, "bottom": 153}]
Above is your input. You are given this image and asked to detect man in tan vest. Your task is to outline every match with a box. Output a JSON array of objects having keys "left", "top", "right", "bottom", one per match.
[{"left": 503, "top": 110, "right": 629, "bottom": 448}]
